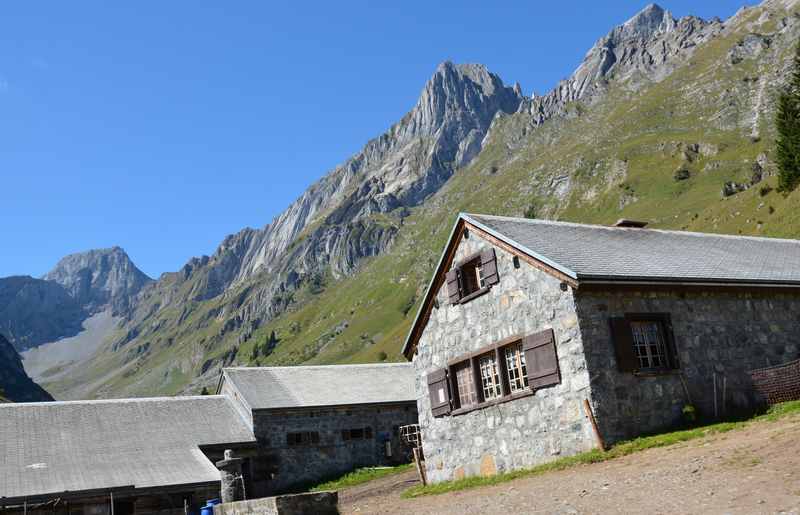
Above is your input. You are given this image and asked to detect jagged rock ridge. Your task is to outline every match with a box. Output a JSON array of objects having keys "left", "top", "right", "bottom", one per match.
[{"left": 524, "top": 3, "right": 723, "bottom": 123}]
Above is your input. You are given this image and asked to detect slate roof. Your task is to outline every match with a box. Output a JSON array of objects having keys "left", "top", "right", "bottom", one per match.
[
  {"left": 465, "top": 214, "right": 800, "bottom": 285},
  {"left": 0, "top": 396, "right": 256, "bottom": 503},
  {"left": 402, "top": 213, "right": 800, "bottom": 357},
  {"left": 220, "top": 363, "right": 416, "bottom": 410}
]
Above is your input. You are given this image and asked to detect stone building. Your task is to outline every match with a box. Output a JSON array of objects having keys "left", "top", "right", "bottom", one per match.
[
  {"left": 0, "top": 396, "right": 257, "bottom": 515},
  {"left": 402, "top": 213, "right": 800, "bottom": 483},
  {"left": 1, "top": 363, "right": 418, "bottom": 512},
  {"left": 216, "top": 363, "right": 418, "bottom": 495}
]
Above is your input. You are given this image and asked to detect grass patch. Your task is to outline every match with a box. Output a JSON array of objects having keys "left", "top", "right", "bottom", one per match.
[
  {"left": 309, "top": 463, "right": 413, "bottom": 492},
  {"left": 403, "top": 400, "right": 800, "bottom": 498}
]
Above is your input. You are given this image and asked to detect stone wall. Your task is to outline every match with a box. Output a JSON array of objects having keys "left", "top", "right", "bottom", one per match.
[
  {"left": 413, "top": 233, "right": 597, "bottom": 484},
  {"left": 213, "top": 491, "right": 337, "bottom": 515},
  {"left": 575, "top": 288, "right": 800, "bottom": 443},
  {"left": 249, "top": 403, "right": 417, "bottom": 495}
]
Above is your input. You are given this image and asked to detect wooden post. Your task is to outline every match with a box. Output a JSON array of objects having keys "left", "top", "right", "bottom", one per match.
[
  {"left": 722, "top": 376, "right": 728, "bottom": 417},
  {"left": 412, "top": 447, "right": 428, "bottom": 486},
  {"left": 713, "top": 373, "right": 718, "bottom": 419},
  {"left": 583, "top": 399, "right": 606, "bottom": 451}
]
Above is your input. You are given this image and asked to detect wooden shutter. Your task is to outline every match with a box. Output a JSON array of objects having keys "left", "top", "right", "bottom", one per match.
[
  {"left": 480, "top": 248, "right": 499, "bottom": 286},
  {"left": 523, "top": 328, "right": 560, "bottom": 389},
  {"left": 445, "top": 269, "right": 461, "bottom": 305},
  {"left": 427, "top": 369, "right": 452, "bottom": 417},
  {"left": 609, "top": 317, "right": 638, "bottom": 372}
]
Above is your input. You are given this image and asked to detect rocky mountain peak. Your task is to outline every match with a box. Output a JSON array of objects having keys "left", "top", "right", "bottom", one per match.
[
  {"left": 523, "top": 3, "right": 722, "bottom": 124},
  {"left": 44, "top": 246, "right": 152, "bottom": 314}
]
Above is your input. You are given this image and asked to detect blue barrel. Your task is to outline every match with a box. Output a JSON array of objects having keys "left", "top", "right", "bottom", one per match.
[{"left": 200, "top": 499, "right": 221, "bottom": 515}]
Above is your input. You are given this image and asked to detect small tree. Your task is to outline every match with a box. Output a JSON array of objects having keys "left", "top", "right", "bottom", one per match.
[
  {"left": 200, "top": 387, "right": 209, "bottom": 395},
  {"left": 776, "top": 40, "right": 800, "bottom": 192}
]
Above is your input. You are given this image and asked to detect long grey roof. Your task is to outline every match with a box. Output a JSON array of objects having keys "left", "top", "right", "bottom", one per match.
[
  {"left": 0, "top": 396, "right": 255, "bottom": 503},
  {"left": 221, "top": 363, "right": 416, "bottom": 410},
  {"left": 465, "top": 214, "right": 800, "bottom": 285}
]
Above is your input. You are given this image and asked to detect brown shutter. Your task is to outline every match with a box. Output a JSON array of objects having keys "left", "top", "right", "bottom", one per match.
[
  {"left": 427, "top": 369, "right": 452, "bottom": 417},
  {"left": 480, "top": 248, "right": 499, "bottom": 286},
  {"left": 523, "top": 328, "right": 560, "bottom": 389},
  {"left": 609, "top": 317, "right": 638, "bottom": 372},
  {"left": 445, "top": 269, "right": 461, "bottom": 305}
]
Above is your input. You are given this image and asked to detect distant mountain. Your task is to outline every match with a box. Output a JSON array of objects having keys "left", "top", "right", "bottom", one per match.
[
  {"left": 0, "top": 333, "right": 53, "bottom": 402},
  {"left": 0, "top": 247, "right": 150, "bottom": 353},
  {"left": 44, "top": 246, "right": 152, "bottom": 314},
  {"left": 0, "top": 276, "right": 86, "bottom": 351},
  {"left": 35, "top": 0, "right": 800, "bottom": 399}
]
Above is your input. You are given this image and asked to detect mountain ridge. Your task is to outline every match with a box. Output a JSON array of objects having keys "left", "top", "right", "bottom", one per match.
[{"left": 27, "top": 0, "right": 800, "bottom": 399}]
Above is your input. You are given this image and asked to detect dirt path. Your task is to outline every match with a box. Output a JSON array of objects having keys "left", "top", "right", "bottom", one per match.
[{"left": 340, "top": 415, "right": 800, "bottom": 514}]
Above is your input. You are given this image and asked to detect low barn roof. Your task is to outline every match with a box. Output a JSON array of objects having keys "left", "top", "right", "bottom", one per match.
[
  {"left": 220, "top": 363, "right": 416, "bottom": 410},
  {"left": 0, "top": 396, "right": 256, "bottom": 503},
  {"left": 402, "top": 213, "right": 800, "bottom": 358}
]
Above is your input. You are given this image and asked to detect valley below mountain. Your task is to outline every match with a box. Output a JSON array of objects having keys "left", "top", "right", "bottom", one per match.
[{"left": 6, "top": 0, "right": 800, "bottom": 400}]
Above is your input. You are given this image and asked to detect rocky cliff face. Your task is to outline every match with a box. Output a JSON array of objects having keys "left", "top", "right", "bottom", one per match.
[
  {"left": 101, "top": 62, "right": 524, "bottom": 384},
  {"left": 44, "top": 247, "right": 152, "bottom": 314},
  {"left": 183, "top": 62, "right": 523, "bottom": 299},
  {"left": 0, "top": 276, "right": 86, "bottom": 351},
  {"left": 0, "top": 333, "right": 54, "bottom": 402},
  {"left": 523, "top": 4, "right": 723, "bottom": 124}
]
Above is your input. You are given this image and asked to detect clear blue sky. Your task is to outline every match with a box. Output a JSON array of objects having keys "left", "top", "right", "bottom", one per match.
[{"left": 0, "top": 1, "right": 753, "bottom": 279}]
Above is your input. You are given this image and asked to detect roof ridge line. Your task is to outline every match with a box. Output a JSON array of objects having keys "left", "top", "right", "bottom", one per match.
[
  {"left": 462, "top": 213, "right": 800, "bottom": 245},
  {"left": 225, "top": 362, "right": 413, "bottom": 372}
]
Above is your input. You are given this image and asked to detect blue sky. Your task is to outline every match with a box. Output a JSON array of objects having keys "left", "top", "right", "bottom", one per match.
[{"left": 0, "top": 1, "right": 753, "bottom": 279}]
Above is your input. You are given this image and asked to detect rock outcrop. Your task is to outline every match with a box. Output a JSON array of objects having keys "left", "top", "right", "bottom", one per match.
[
  {"left": 0, "top": 333, "right": 54, "bottom": 402},
  {"left": 523, "top": 4, "right": 723, "bottom": 124},
  {"left": 44, "top": 247, "right": 152, "bottom": 314}
]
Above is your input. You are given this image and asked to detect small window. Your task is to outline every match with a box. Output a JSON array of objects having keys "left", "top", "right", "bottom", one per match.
[
  {"left": 610, "top": 314, "right": 678, "bottom": 373},
  {"left": 478, "top": 353, "right": 502, "bottom": 401},
  {"left": 286, "top": 431, "right": 319, "bottom": 446},
  {"left": 460, "top": 258, "right": 485, "bottom": 296},
  {"left": 504, "top": 342, "right": 528, "bottom": 393},
  {"left": 342, "top": 427, "right": 373, "bottom": 441},
  {"left": 445, "top": 249, "right": 499, "bottom": 305}
]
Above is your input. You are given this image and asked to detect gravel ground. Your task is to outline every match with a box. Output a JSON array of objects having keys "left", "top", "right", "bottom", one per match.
[{"left": 340, "top": 415, "right": 800, "bottom": 514}]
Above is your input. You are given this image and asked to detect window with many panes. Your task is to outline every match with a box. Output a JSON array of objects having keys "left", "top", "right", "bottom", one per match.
[
  {"left": 610, "top": 314, "right": 678, "bottom": 373},
  {"left": 504, "top": 342, "right": 528, "bottom": 393},
  {"left": 432, "top": 329, "right": 560, "bottom": 417},
  {"left": 454, "top": 360, "right": 478, "bottom": 408},
  {"left": 630, "top": 320, "right": 669, "bottom": 370},
  {"left": 478, "top": 352, "right": 503, "bottom": 401}
]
